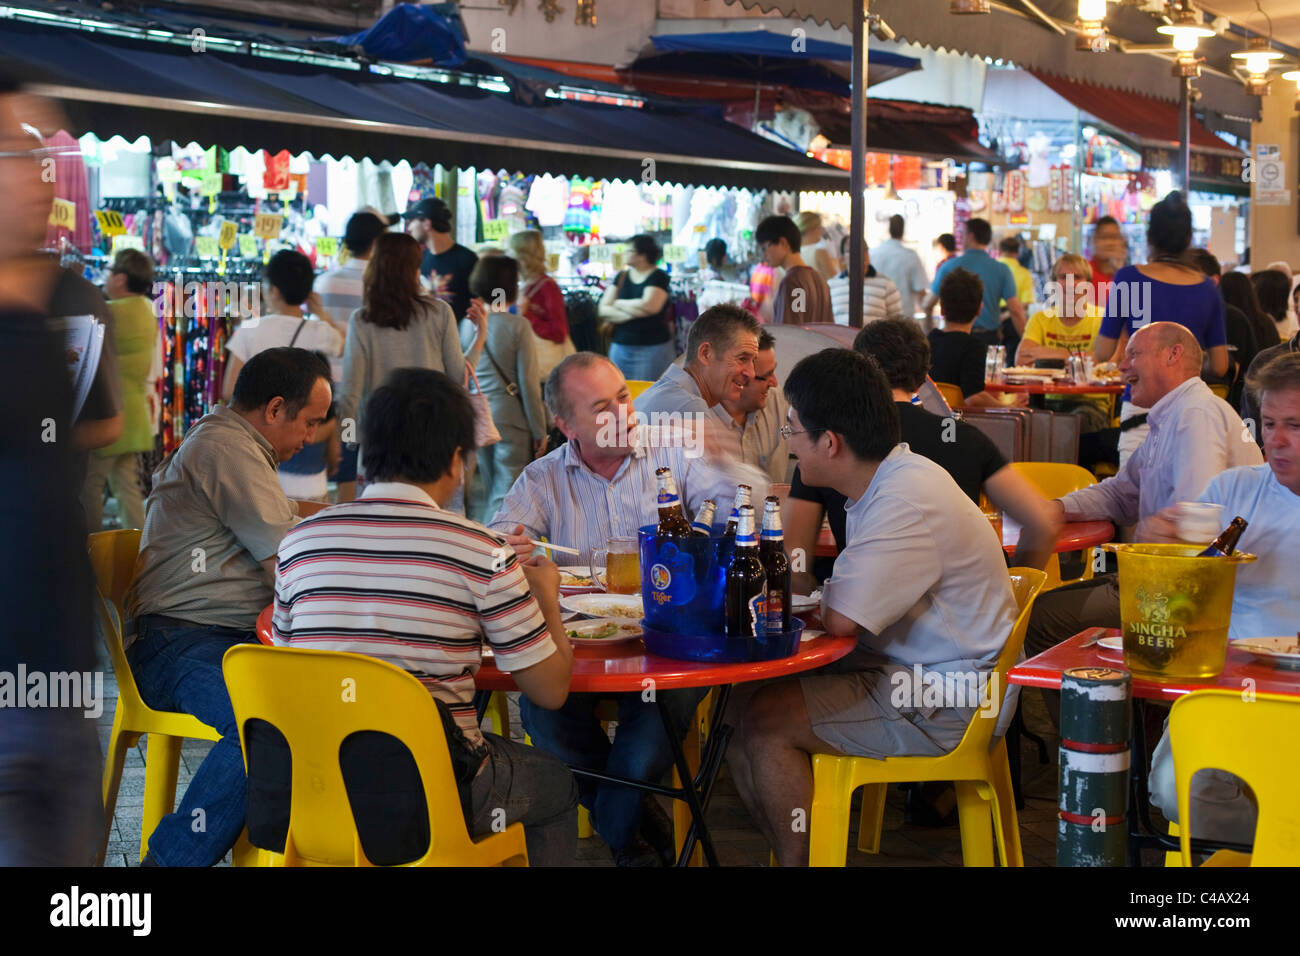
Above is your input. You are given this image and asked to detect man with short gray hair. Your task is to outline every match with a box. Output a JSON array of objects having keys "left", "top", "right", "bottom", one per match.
[
  {"left": 1024, "top": 321, "right": 1262, "bottom": 672},
  {"left": 635, "top": 303, "right": 760, "bottom": 420}
]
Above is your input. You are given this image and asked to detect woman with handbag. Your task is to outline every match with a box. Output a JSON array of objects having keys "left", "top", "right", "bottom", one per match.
[
  {"left": 510, "top": 229, "right": 575, "bottom": 381},
  {"left": 597, "top": 234, "right": 676, "bottom": 381},
  {"left": 462, "top": 255, "right": 547, "bottom": 523},
  {"left": 340, "top": 233, "right": 486, "bottom": 482}
]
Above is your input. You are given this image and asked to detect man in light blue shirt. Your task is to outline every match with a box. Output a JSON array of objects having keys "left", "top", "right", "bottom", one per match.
[
  {"left": 870, "top": 214, "right": 929, "bottom": 317},
  {"left": 491, "top": 351, "right": 766, "bottom": 866},
  {"left": 1024, "top": 322, "right": 1262, "bottom": 662},
  {"left": 922, "top": 218, "right": 1025, "bottom": 340},
  {"left": 635, "top": 303, "right": 759, "bottom": 421},
  {"left": 1144, "top": 351, "right": 1300, "bottom": 845}
]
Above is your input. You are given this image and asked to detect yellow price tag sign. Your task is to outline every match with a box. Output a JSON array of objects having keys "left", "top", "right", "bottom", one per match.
[
  {"left": 483, "top": 219, "right": 510, "bottom": 241},
  {"left": 663, "top": 244, "right": 687, "bottom": 264},
  {"left": 111, "top": 234, "right": 144, "bottom": 254},
  {"left": 217, "top": 221, "right": 238, "bottom": 251},
  {"left": 238, "top": 234, "right": 258, "bottom": 258},
  {"left": 253, "top": 213, "right": 283, "bottom": 240},
  {"left": 314, "top": 236, "right": 339, "bottom": 258},
  {"left": 48, "top": 198, "right": 75, "bottom": 231},
  {"left": 95, "top": 209, "right": 127, "bottom": 237},
  {"left": 588, "top": 244, "right": 612, "bottom": 264},
  {"left": 195, "top": 236, "right": 219, "bottom": 258},
  {"left": 199, "top": 171, "right": 223, "bottom": 197},
  {"left": 546, "top": 253, "right": 561, "bottom": 273}
]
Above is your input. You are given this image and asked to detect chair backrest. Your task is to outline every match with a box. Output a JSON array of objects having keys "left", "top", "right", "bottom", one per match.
[
  {"left": 1008, "top": 461, "right": 1097, "bottom": 499},
  {"left": 222, "top": 643, "right": 477, "bottom": 866},
  {"left": 87, "top": 529, "right": 142, "bottom": 619},
  {"left": 954, "top": 567, "right": 1046, "bottom": 752},
  {"left": 625, "top": 379, "right": 654, "bottom": 399},
  {"left": 88, "top": 529, "right": 144, "bottom": 700},
  {"left": 934, "top": 381, "right": 965, "bottom": 410},
  {"left": 1208, "top": 383, "right": 1231, "bottom": 401},
  {"left": 960, "top": 410, "right": 1026, "bottom": 462},
  {"left": 1048, "top": 411, "right": 1081, "bottom": 464},
  {"left": 1169, "top": 688, "right": 1300, "bottom": 866}
]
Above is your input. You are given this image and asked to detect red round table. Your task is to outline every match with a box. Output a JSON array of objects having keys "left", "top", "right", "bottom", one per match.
[
  {"left": 257, "top": 603, "right": 855, "bottom": 866},
  {"left": 813, "top": 519, "right": 1115, "bottom": 559},
  {"left": 1009, "top": 628, "right": 1300, "bottom": 864}
]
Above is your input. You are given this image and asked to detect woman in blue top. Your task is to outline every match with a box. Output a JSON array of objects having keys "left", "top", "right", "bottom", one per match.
[{"left": 1092, "top": 191, "right": 1230, "bottom": 467}]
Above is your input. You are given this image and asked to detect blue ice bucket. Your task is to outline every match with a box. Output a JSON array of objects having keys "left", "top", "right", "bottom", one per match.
[{"left": 638, "top": 523, "right": 805, "bottom": 662}]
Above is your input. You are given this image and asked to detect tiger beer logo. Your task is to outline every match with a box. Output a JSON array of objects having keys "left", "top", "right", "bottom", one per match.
[
  {"left": 1130, "top": 586, "right": 1187, "bottom": 641},
  {"left": 650, "top": 563, "right": 671, "bottom": 590}
]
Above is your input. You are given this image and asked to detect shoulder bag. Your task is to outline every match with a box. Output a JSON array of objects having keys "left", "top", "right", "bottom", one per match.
[{"left": 464, "top": 361, "right": 501, "bottom": 447}]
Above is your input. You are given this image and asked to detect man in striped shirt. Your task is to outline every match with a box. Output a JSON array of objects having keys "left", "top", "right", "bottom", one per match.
[
  {"left": 492, "top": 351, "right": 767, "bottom": 865},
  {"left": 274, "top": 367, "right": 578, "bottom": 865}
]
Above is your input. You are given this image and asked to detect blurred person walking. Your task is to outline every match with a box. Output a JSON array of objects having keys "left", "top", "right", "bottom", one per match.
[
  {"left": 511, "top": 229, "right": 574, "bottom": 382},
  {"left": 0, "top": 70, "right": 104, "bottom": 864}
]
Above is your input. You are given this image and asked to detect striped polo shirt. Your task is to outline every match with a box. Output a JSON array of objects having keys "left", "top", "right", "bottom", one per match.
[{"left": 272, "top": 482, "right": 556, "bottom": 744}]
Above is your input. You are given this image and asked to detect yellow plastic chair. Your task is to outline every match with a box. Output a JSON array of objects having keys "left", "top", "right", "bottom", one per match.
[
  {"left": 808, "top": 568, "right": 1046, "bottom": 867},
  {"left": 935, "top": 381, "right": 965, "bottom": 410},
  {"left": 1169, "top": 688, "right": 1300, "bottom": 867},
  {"left": 625, "top": 379, "right": 654, "bottom": 399},
  {"left": 1208, "top": 383, "right": 1230, "bottom": 401},
  {"left": 89, "top": 530, "right": 222, "bottom": 865},
  {"left": 1008, "top": 462, "right": 1100, "bottom": 589},
  {"left": 484, "top": 691, "right": 511, "bottom": 739},
  {"left": 222, "top": 643, "right": 529, "bottom": 866}
]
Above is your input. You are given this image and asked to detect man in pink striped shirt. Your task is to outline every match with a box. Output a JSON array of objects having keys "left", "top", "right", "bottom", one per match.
[{"left": 274, "top": 367, "right": 577, "bottom": 864}]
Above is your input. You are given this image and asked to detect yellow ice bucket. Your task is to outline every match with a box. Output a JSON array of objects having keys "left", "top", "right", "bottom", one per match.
[{"left": 1103, "top": 543, "right": 1256, "bottom": 682}]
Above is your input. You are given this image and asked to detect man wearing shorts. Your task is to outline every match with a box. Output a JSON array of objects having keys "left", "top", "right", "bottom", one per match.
[{"left": 728, "top": 348, "right": 1019, "bottom": 866}]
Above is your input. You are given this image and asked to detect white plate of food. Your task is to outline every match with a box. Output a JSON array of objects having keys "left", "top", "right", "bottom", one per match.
[
  {"left": 564, "top": 617, "right": 644, "bottom": 646},
  {"left": 559, "top": 592, "right": 644, "bottom": 620},
  {"left": 791, "top": 590, "right": 822, "bottom": 612},
  {"left": 558, "top": 566, "right": 604, "bottom": 590},
  {"left": 1096, "top": 636, "right": 1125, "bottom": 657},
  {"left": 1232, "top": 637, "right": 1300, "bottom": 670}
]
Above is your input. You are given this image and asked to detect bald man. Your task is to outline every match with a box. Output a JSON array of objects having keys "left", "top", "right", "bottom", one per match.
[{"left": 1024, "top": 322, "right": 1263, "bottom": 675}]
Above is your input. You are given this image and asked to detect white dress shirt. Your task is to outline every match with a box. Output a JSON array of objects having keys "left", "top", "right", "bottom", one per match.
[
  {"left": 488, "top": 425, "right": 769, "bottom": 563},
  {"left": 1060, "top": 377, "right": 1263, "bottom": 536}
]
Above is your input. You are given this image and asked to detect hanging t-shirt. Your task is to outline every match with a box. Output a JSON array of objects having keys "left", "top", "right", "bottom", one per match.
[
  {"left": 526, "top": 173, "right": 570, "bottom": 228},
  {"left": 263, "top": 150, "right": 291, "bottom": 192},
  {"left": 599, "top": 180, "right": 643, "bottom": 239}
]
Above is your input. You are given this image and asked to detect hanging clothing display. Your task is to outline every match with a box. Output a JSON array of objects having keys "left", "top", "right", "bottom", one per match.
[
  {"left": 564, "top": 177, "right": 593, "bottom": 235},
  {"left": 45, "top": 130, "right": 93, "bottom": 253},
  {"left": 263, "top": 149, "right": 291, "bottom": 192},
  {"left": 525, "top": 173, "right": 570, "bottom": 228}
]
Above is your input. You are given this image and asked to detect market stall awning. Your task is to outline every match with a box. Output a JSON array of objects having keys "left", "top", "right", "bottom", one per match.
[
  {"left": 0, "top": 18, "right": 845, "bottom": 192},
  {"left": 637, "top": 29, "right": 919, "bottom": 96},
  {"left": 1029, "top": 71, "right": 1240, "bottom": 154},
  {"left": 796, "top": 96, "right": 999, "bottom": 164},
  {"left": 723, "top": 0, "right": 1261, "bottom": 121}
]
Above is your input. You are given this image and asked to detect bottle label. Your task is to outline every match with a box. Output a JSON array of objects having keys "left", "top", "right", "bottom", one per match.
[
  {"left": 765, "top": 593, "right": 784, "bottom": 633},
  {"left": 658, "top": 491, "right": 681, "bottom": 506},
  {"left": 747, "top": 589, "right": 767, "bottom": 637}
]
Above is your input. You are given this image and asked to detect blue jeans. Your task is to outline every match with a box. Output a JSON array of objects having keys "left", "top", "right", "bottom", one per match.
[
  {"left": 126, "top": 615, "right": 256, "bottom": 866},
  {"left": 519, "top": 688, "right": 707, "bottom": 851},
  {"left": 608, "top": 341, "right": 678, "bottom": 383},
  {"left": 0, "top": 708, "right": 103, "bottom": 865}
]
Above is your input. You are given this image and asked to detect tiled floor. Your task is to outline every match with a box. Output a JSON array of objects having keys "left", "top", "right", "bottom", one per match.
[{"left": 97, "top": 644, "right": 1168, "bottom": 868}]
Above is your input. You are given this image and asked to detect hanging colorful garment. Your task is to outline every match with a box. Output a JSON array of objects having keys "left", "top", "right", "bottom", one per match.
[
  {"left": 263, "top": 150, "right": 291, "bottom": 192},
  {"left": 564, "top": 177, "right": 593, "bottom": 234}
]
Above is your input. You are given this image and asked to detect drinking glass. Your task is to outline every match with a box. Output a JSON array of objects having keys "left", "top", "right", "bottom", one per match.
[{"left": 593, "top": 537, "right": 640, "bottom": 594}]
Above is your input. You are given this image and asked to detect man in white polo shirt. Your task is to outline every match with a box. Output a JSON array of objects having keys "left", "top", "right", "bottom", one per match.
[
  {"left": 274, "top": 367, "right": 577, "bottom": 865},
  {"left": 729, "top": 348, "right": 1018, "bottom": 867},
  {"left": 1141, "top": 351, "right": 1300, "bottom": 845}
]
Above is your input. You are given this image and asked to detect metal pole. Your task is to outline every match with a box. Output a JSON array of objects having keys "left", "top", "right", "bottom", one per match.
[
  {"left": 1179, "top": 76, "right": 1192, "bottom": 193},
  {"left": 849, "top": 0, "right": 869, "bottom": 328}
]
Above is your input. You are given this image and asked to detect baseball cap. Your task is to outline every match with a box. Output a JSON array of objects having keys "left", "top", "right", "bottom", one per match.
[{"left": 402, "top": 198, "right": 452, "bottom": 226}]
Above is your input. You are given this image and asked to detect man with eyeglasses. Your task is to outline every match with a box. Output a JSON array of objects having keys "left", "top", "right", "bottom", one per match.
[
  {"left": 728, "top": 347, "right": 1019, "bottom": 867},
  {"left": 719, "top": 329, "right": 789, "bottom": 483}
]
